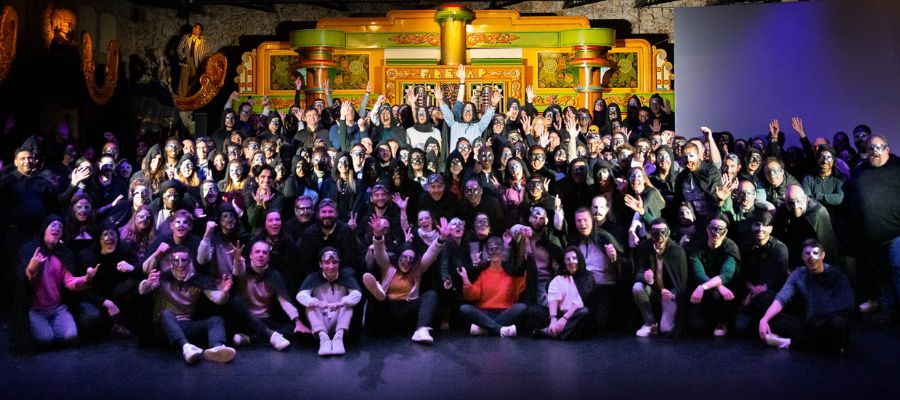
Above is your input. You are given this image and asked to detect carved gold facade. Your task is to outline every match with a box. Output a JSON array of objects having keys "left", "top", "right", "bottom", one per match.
[
  {"left": 0, "top": 5, "right": 17, "bottom": 84},
  {"left": 80, "top": 32, "right": 119, "bottom": 105},
  {"left": 234, "top": 7, "right": 674, "bottom": 112},
  {"left": 175, "top": 53, "right": 228, "bottom": 111}
]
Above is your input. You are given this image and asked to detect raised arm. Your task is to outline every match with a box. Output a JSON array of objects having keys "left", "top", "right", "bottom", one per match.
[
  {"left": 370, "top": 215, "right": 393, "bottom": 275},
  {"left": 473, "top": 90, "right": 501, "bottom": 132},
  {"left": 701, "top": 126, "right": 721, "bottom": 168},
  {"left": 419, "top": 218, "right": 451, "bottom": 272},
  {"left": 456, "top": 64, "right": 466, "bottom": 104}
]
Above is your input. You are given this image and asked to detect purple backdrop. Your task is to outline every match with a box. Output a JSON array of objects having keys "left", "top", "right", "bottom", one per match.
[{"left": 675, "top": 0, "right": 900, "bottom": 148}]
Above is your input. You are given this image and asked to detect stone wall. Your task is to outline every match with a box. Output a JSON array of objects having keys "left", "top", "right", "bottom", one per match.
[
  {"left": 11, "top": 0, "right": 716, "bottom": 61},
  {"left": 110, "top": 0, "right": 711, "bottom": 61}
]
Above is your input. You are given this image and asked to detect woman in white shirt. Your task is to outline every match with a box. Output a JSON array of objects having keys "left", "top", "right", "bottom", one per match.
[{"left": 535, "top": 246, "right": 593, "bottom": 340}]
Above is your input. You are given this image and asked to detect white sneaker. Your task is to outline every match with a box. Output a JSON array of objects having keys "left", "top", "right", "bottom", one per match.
[
  {"left": 500, "top": 325, "right": 517, "bottom": 338},
  {"left": 411, "top": 327, "right": 434, "bottom": 344},
  {"left": 635, "top": 324, "right": 659, "bottom": 337},
  {"left": 318, "top": 337, "right": 332, "bottom": 356},
  {"left": 331, "top": 337, "right": 346, "bottom": 355},
  {"left": 232, "top": 333, "right": 251, "bottom": 347},
  {"left": 203, "top": 345, "right": 237, "bottom": 363},
  {"left": 362, "top": 273, "right": 386, "bottom": 301},
  {"left": 713, "top": 323, "right": 728, "bottom": 337},
  {"left": 859, "top": 299, "right": 878, "bottom": 313},
  {"left": 182, "top": 343, "right": 203, "bottom": 364},
  {"left": 764, "top": 333, "right": 792, "bottom": 349},
  {"left": 270, "top": 332, "right": 290, "bottom": 351},
  {"left": 469, "top": 324, "right": 486, "bottom": 336}
]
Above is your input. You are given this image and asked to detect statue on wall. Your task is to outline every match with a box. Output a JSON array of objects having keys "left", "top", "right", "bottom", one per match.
[
  {"left": 175, "top": 23, "right": 208, "bottom": 97},
  {"left": 46, "top": 7, "right": 76, "bottom": 49}
]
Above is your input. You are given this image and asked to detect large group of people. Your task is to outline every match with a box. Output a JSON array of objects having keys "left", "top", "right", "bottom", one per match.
[{"left": 3, "top": 64, "right": 897, "bottom": 363}]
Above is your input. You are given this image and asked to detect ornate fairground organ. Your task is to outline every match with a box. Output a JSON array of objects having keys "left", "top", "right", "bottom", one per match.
[{"left": 235, "top": 5, "right": 673, "bottom": 113}]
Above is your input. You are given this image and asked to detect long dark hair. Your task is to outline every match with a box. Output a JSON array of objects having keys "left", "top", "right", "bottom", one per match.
[{"left": 560, "top": 246, "right": 594, "bottom": 299}]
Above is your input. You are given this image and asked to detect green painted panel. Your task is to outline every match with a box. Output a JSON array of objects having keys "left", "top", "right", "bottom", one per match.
[
  {"left": 343, "top": 32, "right": 563, "bottom": 49},
  {"left": 385, "top": 59, "right": 440, "bottom": 65},
  {"left": 346, "top": 33, "right": 438, "bottom": 49},
  {"left": 470, "top": 58, "right": 523, "bottom": 65},
  {"left": 291, "top": 29, "right": 346, "bottom": 49},
  {"left": 559, "top": 28, "right": 615, "bottom": 47}
]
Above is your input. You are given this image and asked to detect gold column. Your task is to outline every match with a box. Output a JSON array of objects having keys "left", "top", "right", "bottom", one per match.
[{"left": 434, "top": 5, "right": 474, "bottom": 66}]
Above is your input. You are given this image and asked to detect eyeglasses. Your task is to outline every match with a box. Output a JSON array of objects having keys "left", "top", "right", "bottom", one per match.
[{"left": 295, "top": 206, "right": 313, "bottom": 212}]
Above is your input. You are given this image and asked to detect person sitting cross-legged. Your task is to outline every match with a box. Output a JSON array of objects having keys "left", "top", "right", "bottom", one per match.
[
  {"left": 758, "top": 239, "right": 854, "bottom": 354},
  {"left": 534, "top": 246, "right": 593, "bottom": 340},
  {"left": 362, "top": 216, "right": 451, "bottom": 344},
  {"left": 296, "top": 247, "right": 362, "bottom": 356},
  {"left": 458, "top": 236, "right": 527, "bottom": 338},
  {"left": 138, "top": 245, "right": 236, "bottom": 364},
  {"left": 228, "top": 239, "right": 311, "bottom": 351}
]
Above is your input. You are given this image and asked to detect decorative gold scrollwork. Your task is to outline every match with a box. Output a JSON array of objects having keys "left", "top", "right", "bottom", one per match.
[
  {"left": 174, "top": 52, "right": 227, "bottom": 111},
  {"left": 81, "top": 32, "right": 119, "bottom": 105},
  {"left": 0, "top": 5, "right": 18, "bottom": 83}
]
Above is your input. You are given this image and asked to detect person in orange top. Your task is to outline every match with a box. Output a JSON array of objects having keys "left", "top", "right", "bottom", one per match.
[
  {"left": 458, "top": 236, "right": 527, "bottom": 337},
  {"left": 362, "top": 216, "right": 451, "bottom": 344}
]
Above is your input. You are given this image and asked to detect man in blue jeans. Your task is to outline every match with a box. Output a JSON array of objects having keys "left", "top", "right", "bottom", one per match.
[
  {"left": 849, "top": 135, "right": 900, "bottom": 323},
  {"left": 139, "top": 245, "right": 236, "bottom": 364}
]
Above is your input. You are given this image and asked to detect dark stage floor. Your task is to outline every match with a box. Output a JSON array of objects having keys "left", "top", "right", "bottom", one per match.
[{"left": 2, "top": 321, "right": 898, "bottom": 400}]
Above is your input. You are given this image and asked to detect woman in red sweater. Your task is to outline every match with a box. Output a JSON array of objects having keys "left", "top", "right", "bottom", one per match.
[{"left": 458, "top": 236, "right": 527, "bottom": 337}]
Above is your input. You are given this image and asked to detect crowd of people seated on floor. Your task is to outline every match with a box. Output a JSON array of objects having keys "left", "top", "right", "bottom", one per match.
[{"left": 3, "top": 66, "right": 897, "bottom": 363}]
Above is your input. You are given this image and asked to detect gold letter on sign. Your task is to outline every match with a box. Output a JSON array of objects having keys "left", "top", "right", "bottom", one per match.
[
  {"left": 174, "top": 53, "right": 227, "bottom": 111},
  {"left": 81, "top": 32, "right": 119, "bottom": 105},
  {"left": 0, "top": 5, "right": 18, "bottom": 84}
]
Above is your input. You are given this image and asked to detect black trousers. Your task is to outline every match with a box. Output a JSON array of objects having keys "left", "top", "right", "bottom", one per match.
[
  {"left": 367, "top": 290, "right": 438, "bottom": 333},
  {"left": 771, "top": 311, "right": 850, "bottom": 353}
]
